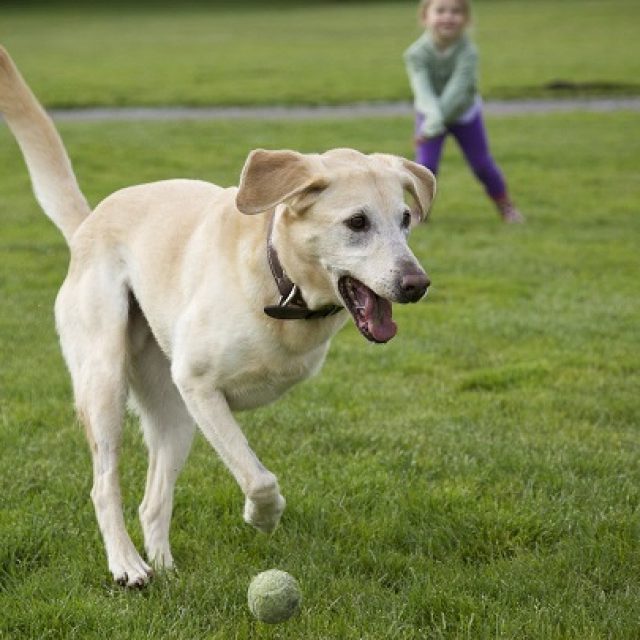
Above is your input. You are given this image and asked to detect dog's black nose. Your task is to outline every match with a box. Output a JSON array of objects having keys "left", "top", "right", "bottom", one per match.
[{"left": 400, "top": 272, "right": 430, "bottom": 302}]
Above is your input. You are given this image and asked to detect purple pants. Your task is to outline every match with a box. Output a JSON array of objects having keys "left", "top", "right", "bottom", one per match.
[{"left": 415, "top": 110, "right": 506, "bottom": 200}]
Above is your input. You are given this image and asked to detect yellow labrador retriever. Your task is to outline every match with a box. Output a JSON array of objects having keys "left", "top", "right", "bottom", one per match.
[{"left": 0, "top": 46, "right": 435, "bottom": 586}]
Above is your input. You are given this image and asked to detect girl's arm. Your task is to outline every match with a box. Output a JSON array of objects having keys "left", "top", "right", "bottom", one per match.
[
  {"left": 404, "top": 50, "right": 445, "bottom": 137},
  {"left": 439, "top": 45, "right": 478, "bottom": 124}
]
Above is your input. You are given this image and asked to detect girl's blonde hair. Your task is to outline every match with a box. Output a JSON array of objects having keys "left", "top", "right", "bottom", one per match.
[{"left": 418, "top": 0, "right": 472, "bottom": 22}]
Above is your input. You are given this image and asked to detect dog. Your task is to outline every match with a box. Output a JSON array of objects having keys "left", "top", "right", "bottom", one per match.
[{"left": 0, "top": 46, "right": 435, "bottom": 586}]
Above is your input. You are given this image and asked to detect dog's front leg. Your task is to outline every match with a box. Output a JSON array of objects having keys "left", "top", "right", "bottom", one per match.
[{"left": 174, "top": 374, "right": 285, "bottom": 533}]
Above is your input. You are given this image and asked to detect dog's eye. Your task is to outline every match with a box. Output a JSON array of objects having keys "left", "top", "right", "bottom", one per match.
[
  {"left": 401, "top": 210, "right": 412, "bottom": 229},
  {"left": 345, "top": 213, "right": 370, "bottom": 232}
]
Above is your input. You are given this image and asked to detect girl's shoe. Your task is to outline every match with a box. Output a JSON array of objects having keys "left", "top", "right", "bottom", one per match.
[{"left": 495, "top": 196, "right": 525, "bottom": 223}]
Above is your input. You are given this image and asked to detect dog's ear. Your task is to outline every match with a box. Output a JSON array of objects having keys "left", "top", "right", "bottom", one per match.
[
  {"left": 399, "top": 158, "right": 437, "bottom": 222},
  {"left": 371, "top": 154, "right": 436, "bottom": 221},
  {"left": 236, "top": 149, "right": 328, "bottom": 215}
]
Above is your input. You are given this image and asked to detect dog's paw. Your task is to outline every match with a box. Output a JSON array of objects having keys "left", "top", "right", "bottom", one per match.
[
  {"left": 110, "top": 551, "right": 154, "bottom": 588},
  {"left": 243, "top": 493, "right": 286, "bottom": 534}
]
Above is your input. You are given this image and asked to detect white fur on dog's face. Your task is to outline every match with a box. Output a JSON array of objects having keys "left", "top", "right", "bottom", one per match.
[
  {"left": 262, "top": 150, "right": 435, "bottom": 343},
  {"left": 280, "top": 170, "right": 419, "bottom": 297}
]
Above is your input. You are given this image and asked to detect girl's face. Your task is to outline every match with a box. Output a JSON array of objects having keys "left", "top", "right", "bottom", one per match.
[{"left": 422, "top": 0, "right": 468, "bottom": 46}]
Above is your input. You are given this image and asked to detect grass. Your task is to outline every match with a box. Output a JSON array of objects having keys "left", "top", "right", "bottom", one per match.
[
  {"left": 1, "top": 109, "right": 639, "bottom": 638},
  {"left": 1, "top": 0, "right": 639, "bottom": 107}
]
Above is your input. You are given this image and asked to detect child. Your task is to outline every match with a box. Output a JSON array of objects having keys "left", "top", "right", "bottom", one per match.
[{"left": 404, "top": 0, "right": 524, "bottom": 223}]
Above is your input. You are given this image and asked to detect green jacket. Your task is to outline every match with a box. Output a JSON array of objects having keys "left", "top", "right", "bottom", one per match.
[{"left": 404, "top": 32, "right": 478, "bottom": 137}]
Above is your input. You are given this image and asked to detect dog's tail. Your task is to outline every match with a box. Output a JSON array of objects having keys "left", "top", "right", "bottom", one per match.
[{"left": 0, "top": 46, "right": 90, "bottom": 244}]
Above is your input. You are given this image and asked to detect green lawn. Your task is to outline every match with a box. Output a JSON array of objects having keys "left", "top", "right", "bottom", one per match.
[
  {"left": 1, "top": 109, "right": 639, "bottom": 638},
  {"left": 2, "top": 0, "right": 640, "bottom": 107}
]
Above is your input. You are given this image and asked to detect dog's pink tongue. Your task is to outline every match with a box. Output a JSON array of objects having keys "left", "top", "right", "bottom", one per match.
[{"left": 363, "top": 290, "right": 397, "bottom": 343}]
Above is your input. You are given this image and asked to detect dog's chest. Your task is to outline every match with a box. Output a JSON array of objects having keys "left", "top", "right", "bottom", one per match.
[{"left": 220, "top": 339, "right": 330, "bottom": 411}]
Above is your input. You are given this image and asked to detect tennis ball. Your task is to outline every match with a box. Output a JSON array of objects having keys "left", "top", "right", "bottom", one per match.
[{"left": 247, "top": 569, "right": 301, "bottom": 624}]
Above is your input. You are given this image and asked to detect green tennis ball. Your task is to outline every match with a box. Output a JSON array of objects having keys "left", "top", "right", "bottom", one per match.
[{"left": 247, "top": 569, "right": 301, "bottom": 624}]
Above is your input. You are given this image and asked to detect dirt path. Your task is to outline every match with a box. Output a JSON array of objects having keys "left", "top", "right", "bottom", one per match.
[{"left": 48, "top": 97, "right": 640, "bottom": 122}]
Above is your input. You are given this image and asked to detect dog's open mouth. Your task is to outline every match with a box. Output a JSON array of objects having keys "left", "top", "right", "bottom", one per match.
[{"left": 338, "top": 276, "right": 397, "bottom": 343}]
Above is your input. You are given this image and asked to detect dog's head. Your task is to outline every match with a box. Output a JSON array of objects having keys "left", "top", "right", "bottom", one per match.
[{"left": 235, "top": 148, "right": 435, "bottom": 343}]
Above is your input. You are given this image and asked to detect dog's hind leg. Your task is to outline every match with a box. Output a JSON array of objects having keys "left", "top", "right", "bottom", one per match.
[
  {"left": 127, "top": 316, "right": 195, "bottom": 571},
  {"left": 56, "top": 272, "right": 152, "bottom": 588}
]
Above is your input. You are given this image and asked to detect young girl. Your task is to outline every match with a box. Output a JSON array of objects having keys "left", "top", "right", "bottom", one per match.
[{"left": 404, "top": 0, "right": 524, "bottom": 223}]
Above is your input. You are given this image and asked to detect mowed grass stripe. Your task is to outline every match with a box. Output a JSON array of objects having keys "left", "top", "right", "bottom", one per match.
[{"left": 2, "top": 0, "right": 639, "bottom": 108}]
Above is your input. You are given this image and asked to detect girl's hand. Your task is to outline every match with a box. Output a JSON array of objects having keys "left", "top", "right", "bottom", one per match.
[{"left": 415, "top": 135, "right": 428, "bottom": 144}]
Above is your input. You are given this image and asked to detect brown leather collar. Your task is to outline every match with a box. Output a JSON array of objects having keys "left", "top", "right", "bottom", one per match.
[{"left": 264, "top": 216, "right": 343, "bottom": 320}]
